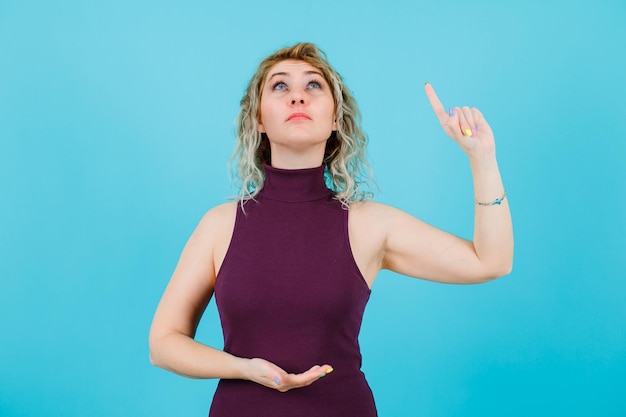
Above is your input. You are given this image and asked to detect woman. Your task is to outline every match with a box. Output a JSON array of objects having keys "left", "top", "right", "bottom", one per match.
[{"left": 149, "top": 43, "right": 513, "bottom": 416}]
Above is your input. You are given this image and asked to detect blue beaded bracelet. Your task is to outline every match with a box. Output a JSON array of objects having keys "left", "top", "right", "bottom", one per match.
[{"left": 475, "top": 191, "right": 507, "bottom": 206}]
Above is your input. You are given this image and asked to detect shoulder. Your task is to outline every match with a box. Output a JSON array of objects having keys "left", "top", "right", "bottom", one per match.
[
  {"left": 347, "top": 201, "right": 405, "bottom": 284},
  {"left": 192, "top": 201, "right": 238, "bottom": 242},
  {"left": 349, "top": 200, "right": 431, "bottom": 244},
  {"left": 348, "top": 200, "right": 400, "bottom": 243},
  {"left": 178, "top": 202, "right": 237, "bottom": 275},
  {"left": 200, "top": 201, "right": 237, "bottom": 224},
  {"left": 349, "top": 200, "right": 407, "bottom": 226}
]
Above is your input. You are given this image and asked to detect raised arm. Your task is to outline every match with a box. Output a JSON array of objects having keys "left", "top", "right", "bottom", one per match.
[
  {"left": 148, "top": 203, "right": 332, "bottom": 391},
  {"left": 376, "top": 84, "right": 513, "bottom": 284}
]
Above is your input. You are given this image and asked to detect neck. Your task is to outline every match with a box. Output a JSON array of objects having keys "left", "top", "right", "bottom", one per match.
[
  {"left": 268, "top": 142, "right": 326, "bottom": 169},
  {"left": 261, "top": 162, "right": 331, "bottom": 202}
]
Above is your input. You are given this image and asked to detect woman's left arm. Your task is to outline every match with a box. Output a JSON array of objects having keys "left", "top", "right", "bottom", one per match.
[{"left": 378, "top": 84, "right": 513, "bottom": 284}]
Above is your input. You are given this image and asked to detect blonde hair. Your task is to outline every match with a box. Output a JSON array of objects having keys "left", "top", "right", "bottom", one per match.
[{"left": 231, "top": 42, "right": 375, "bottom": 205}]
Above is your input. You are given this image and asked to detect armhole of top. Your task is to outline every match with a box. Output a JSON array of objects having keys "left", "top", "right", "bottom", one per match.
[
  {"left": 214, "top": 202, "right": 242, "bottom": 284},
  {"left": 343, "top": 205, "right": 373, "bottom": 292}
]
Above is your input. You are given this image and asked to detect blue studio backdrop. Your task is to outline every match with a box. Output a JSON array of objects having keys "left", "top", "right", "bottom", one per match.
[{"left": 1, "top": 0, "right": 625, "bottom": 416}]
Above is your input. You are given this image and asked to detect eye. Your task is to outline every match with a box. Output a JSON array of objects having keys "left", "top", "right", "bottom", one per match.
[
  {"left": 272, "top": 81, "right": 287, "bottom": 91},
  {"left": 307, "top": 80, "right": 322, "bottom": 89}
]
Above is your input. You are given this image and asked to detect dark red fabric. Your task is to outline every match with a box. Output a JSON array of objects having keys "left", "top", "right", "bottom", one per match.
[{"left": 210, "top": 163, "right": 376, "bottom": 416}]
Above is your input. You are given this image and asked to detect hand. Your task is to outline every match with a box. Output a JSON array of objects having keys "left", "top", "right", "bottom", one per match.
[
  {"left": 245, "top": 357, "right": 334, "bottom": 393},
  {"left": 424, "top": 83, "right": 495, "bottom": 158}
]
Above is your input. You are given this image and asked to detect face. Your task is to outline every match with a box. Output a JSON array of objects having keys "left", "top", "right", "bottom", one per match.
[{"left": 258, "top": 60, "right": 337, "bottom": 151}]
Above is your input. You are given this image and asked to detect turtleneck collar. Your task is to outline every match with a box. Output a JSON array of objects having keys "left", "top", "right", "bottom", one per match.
[{"left": 260, "top": 162, "right": 332, "bottom": 203}]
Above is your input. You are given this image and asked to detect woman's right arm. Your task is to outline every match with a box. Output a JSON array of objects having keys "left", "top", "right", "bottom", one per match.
[
  {"left": 148, "top": 202, "right": 248, "bottom": 379},
  {"left": 148, "top": 202, "right": 332, "bottom": 390}
]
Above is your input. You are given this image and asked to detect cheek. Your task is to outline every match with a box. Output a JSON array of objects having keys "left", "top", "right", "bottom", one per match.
[
  {"left": 325, "top": 100, "right": 337, "bottom": 127},
  {"left": 259, "top": 101, "right": 277, "bottom": 127}
]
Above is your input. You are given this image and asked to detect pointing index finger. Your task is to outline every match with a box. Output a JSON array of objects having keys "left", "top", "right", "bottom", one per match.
[{"left": 424, "top": 82, "right": 448, "bottom": 121}]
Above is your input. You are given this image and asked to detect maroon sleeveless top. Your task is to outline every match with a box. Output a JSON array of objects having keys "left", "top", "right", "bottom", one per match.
[{"left": 210, "top": 163, "right": 376, "bottom": 416}]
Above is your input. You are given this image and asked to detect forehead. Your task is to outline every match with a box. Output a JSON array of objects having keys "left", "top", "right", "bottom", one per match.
[{"left": 266, "top": 59, "right": 323, "bottom": 79}]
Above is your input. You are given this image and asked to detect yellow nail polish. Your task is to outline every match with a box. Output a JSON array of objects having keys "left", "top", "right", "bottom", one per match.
[
  {"left": 464, "top": 128, "right": 473, "bottom": 137},
  {"left": 326, "top": 367, "right": 334, "bottom": 374}
]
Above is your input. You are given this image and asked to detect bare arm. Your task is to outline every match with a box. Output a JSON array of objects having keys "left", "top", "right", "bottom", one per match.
[
  {"left": 148, "top": 202, "right": 333, "bottom": 391},
  {"left": 378, "top": 84, "right": 513, "bottom": 284},
  {"left": 148, "top": 203, "right": 247, "bottom": 378}
]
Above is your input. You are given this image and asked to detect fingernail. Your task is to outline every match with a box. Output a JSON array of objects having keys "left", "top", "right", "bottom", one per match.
[
  {"left": 464, "top": 128, "right": 473, "bottom": 137},
  {"left": 326, "top": 367, "right": 334, "bottom": 374},
  {"left": 448, "top": 107, "right": 455, "bottom": 116},
  {"left": 318, "top": 373, "right": 326, "bottom": 378},
  {"left": 274, "top": 376, "right": 280, "bottom": 385},
  {"left": 475, "top": 124, "right": 479, "bottom": 132},
  {"left": 424, "top": 81, "right": 429, "bottom": 86}
]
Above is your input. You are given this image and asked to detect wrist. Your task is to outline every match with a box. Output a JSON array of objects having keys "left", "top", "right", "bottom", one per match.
[
  {"left": 475, "top": 190, "right": 507, "bottom": 206},
  {"left": 468, "top": 153, "right": 499, "bottom": 172},
  {"left": 235, "top": 357, "right": 253, "bottom": 380}
]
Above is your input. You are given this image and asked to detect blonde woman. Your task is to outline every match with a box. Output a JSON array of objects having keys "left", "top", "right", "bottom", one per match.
[{"left": 149, "top": 43, "right": 513, "bottom": 416}]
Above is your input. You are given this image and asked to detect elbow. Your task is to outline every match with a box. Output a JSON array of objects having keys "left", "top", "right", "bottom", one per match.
[
  {"left": 488, "top": 268, "right": 512, "bottom": 282},
  {"left": 502, "top": 262, "right": 514, "bottom": 277},
  {"left": 500, "top": 255, "right": 514, "bottom": 277},
  {"left": 149, "top": 347, "right": 169, "bottom": 370},
  {"left": 463, "top": 259, "right": 513, "bottom": 284},
  {"left": 148, "top": 334, "right": 166, "bottom": 369},
  {"left": 481, "top": 260, "right": 513, "bottom": 282},
  {"left": 149, "top": 345, "right": 159, "bottom": 368},
  {"left": 149, "top": 349, "right": 159, "bottom": 367},
  {"left": 471, "top": 243, "right": 514, "bottom": 283}
]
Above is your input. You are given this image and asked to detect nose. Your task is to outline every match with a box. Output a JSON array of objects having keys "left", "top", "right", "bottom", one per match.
[{"left": 290, "top": 89, "right": 305, "bottom": 105}]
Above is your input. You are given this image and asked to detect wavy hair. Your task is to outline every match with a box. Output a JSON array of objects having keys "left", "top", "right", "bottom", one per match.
[{"left": 230, "top": 42, "right": 375, "bottom": 205}]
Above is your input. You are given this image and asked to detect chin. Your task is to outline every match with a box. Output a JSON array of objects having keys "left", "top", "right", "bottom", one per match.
[{"left": 269, "top": 133, "right": 331, "bottom": 148}]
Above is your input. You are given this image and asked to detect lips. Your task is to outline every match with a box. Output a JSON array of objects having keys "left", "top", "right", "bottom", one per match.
[{"left": 286, "top": 112, "right": 311, "bottom": 121}]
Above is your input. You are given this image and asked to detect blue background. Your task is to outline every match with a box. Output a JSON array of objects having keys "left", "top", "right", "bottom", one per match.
[{"left": 1, "top": 0, "right": 625, "bottom": 416}]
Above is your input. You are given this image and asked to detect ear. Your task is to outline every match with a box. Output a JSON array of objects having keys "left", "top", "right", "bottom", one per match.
[{"left": 257, "top": 113, "right": 266, "bottom": 133}]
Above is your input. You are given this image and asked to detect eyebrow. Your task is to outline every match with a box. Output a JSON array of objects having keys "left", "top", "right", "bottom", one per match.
[{"left": 267, "top": 70, "right": 324, "bottom": 82}]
